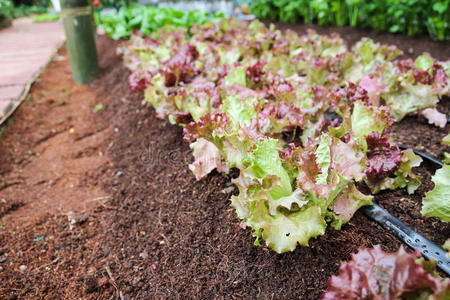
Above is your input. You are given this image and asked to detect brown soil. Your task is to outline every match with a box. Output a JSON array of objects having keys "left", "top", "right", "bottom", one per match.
[
  {"left": 0, "top": 24, "right": 449, "bottom": 300},
  {"left": 0, "top": 41, "right": 114, "bottom": 298},
  {"left": 0, "top": 47, "right": 111, "bottom": 226}
]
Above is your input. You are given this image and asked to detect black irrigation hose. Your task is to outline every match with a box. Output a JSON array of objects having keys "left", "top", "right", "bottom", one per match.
[
  {"left": 362, "top": 148, "right": 449, "bottom": 275},
  {"left": 324, "top": 111, "right": 449, "bottom": 275},
  {"left": 360, "top": 204, "right": 450, "bottom": 275}
]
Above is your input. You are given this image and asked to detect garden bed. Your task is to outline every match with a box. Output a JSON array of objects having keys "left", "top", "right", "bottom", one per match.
[{"left": 0, "top": 23, "right": 449, "bottom": 299}]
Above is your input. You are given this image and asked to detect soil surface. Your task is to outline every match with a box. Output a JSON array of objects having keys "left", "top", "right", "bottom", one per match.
[
  {"left": 0, "top": 47, "right": 110, "bottom": 225},
  {"left": 0, "top": 23, "right": 449, "bottom": 300}
]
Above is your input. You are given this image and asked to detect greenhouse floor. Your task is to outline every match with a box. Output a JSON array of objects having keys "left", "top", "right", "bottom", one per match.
[{"left": 0, "top": 18, "right": 64, "bottom": 125}]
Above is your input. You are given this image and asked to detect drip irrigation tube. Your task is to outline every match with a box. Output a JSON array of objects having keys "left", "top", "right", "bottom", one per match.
[
  {"left": 360, "top": 204, "right": 450, "bottom": 275},
  {"left": 324, "top": 111, "right": 449, "bottom": 275},
  {"left": 360, "top": 148, "right": 449, "bottom": 275}
]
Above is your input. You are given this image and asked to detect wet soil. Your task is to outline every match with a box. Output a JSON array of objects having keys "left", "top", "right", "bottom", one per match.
[{"left": 0, "top": 24, "right": 448, "bottom": 300}]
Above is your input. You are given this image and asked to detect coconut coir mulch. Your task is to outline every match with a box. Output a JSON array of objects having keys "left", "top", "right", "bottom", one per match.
[{"left": 0, "top": 24, "right": 449, "bottom": 299}]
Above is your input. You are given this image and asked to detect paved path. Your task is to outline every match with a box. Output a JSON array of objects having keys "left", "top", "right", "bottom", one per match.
[{"left": 0, "top": 18, "right": 64, "bottom": 124}]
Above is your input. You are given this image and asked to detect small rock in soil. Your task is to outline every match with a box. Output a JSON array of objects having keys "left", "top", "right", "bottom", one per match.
[
  {"left": 87, "top": 266, "right": 96, "bottom": 276},
  {"left": 84, "top": 276, "right": 98, "bottom": 293},
  {"left": 220, "top": 186, "right": 235, "bottom": 194}
]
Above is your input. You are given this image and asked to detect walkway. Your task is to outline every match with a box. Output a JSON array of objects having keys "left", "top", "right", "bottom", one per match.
[{"left": 0, "top": 18, "right": 64, "bottom": 124}]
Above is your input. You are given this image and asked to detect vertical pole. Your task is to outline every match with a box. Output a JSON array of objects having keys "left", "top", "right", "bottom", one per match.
[{"left": 60, "top": 0, "right": 99, "bottom": 84}]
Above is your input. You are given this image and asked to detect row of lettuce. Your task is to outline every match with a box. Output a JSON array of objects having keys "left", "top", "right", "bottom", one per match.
[
  {"left": 119, "top": 18, "right": 450, "bottom": 298},
  {"left": 251, "top": 0, "right": 450, "bottom": 41}
]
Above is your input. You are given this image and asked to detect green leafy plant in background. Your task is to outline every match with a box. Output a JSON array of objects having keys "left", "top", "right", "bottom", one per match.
[
  {"left": 0, "top": 0, "right": 12, "bottom": 29},
  {"left": 345, "top": 0, "right": 361, "bottom": 27},
  {"left": 311, "top": 0, "right": 330, "bottom": 25},
  {"left": 251, "top": 0, "right": 278, "bottom": 21},
  {"left": 330, "top": 0, "right": 346, "bottom": 26},
  {"left": 358, "top": 0, "right": 388, "bottom": 32},
  {"left": 251, "top": 0, "right": 450, "bottom": 40},
  {"left": 1, "top": 0, "right": 59, "bottom": 19},
  {"left": 94, "top": 0, "right": 134, "bottom": 10},
  {"left": 12, "top": 0, "right": 50, "bottom": 6},
  {"left": 10, "top": 3, "right": 48, "bottom": 18},
  {"left": 0, "top": 0, "right": 13, "bottom": 18},
  {"left": 1, "top": 0, "right": 49, "bottom": 19},
  {"left": 32, "top": 11, "right": 58, "bottom": 22},
  {"left": 386, "top": 0, "right": 428, "bottom": 36},
  {"left": 95, "top": 5, "right": 225, "bottom": 40},
  {"left": 427, "top": 0, "right": 450, "bottom": 40},
  {"left": 279, "top": 0, "right": 313, "bottom": 24}
]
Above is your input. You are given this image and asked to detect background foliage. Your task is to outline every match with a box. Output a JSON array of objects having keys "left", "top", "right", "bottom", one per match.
[
  {"left": 251, "top": 0, "right": 450, "bottom": 40},
  {"left": 0, "top": 0, "right": 48, "bottom": 18},
  {"left": 0, "top": 0, "right": 13, "bottom": 18},
  {"left": 95, "top": 5, "right": 225, "bottom": 40}
]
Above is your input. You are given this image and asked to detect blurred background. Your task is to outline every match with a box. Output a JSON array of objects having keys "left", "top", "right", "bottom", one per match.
[{"left": 0, "top": 0, "right": 448, "bottom": 40}]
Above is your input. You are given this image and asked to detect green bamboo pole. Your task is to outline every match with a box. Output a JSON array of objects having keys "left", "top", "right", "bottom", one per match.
[{"left": 60, "top": 0, "right": 99, "bottom": 84}]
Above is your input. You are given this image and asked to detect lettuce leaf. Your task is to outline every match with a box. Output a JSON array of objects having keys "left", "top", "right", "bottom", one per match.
[
  {"left": 384, "top": 76, "right": 438, "bottom": 121},
  {"left": 323, "top": 245, "right": 450, "bottom": 300},
  {"left": 315, "top": 136, "right": 332, "bottom": 185},
  {"left": 421, "top": 164, "right": 450, "bottom": 222},
  {"left": 189, "top": 138, "right": 228, "bottom": 180},
  {"left": 444, "top": 239, "right": 450, "bottom": 257},
  {"left": 221, "top": 94, "right": 257, "bottom": 128},
  {"left": 231, "top": 139, "right": 328, "bottom": 253},
  {"left": 364, "top": 130, "right": 402, "bottom": 178},
  {"left": 421, "top": 108, "right": 447, "bottom": 128},
  {"left": 366, "top": 149, "right": 422, "bottom": 194},
  {"left": 242, "top": 138, "right": 292, "bottom": 199},
  {"left": 330, "top": 182, "right": 373, "bottom": 223},
  {"left": 443, "top": 133, "right": 450, "bottom": 146},
  {"left": 248, "top": 203, "right": 326, "bottom": 253},
  {"left": 224, "top": 66, "right": 246, "bottom": 87},
  {"left": 351, "top": 101, "right": 393, "bottom": 139}
]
